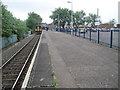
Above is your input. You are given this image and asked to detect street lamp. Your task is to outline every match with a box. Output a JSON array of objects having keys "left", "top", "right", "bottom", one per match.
[
  {"left": 57, "top": 14, "right": 60, "bottom": 32},
  {"left": 67, "top": 1, "right": 73, "bottom": 29}
]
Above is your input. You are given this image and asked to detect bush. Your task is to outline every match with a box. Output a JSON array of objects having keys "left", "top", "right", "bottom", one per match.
[{"left": 2, "top": 29, "right": 12, "bottom": 37}]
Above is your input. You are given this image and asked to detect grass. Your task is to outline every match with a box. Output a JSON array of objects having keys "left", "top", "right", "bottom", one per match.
[{"left": 51, "top": 71, "right": 58, "bottom": 87}]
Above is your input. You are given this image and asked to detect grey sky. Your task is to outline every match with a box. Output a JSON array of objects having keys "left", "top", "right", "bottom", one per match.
[{"left": 2, "top": 0, "right": 120, "bottom": 24}]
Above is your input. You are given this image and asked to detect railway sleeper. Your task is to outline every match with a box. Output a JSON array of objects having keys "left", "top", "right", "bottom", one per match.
[
  {"left": 3, "top": 74, "right": 18, "bottom": 79},
  {"left": 3, "top": 66, "right": 22, "bottom": 70},
  {"left": 2, "top": 62, "right": 24, "bottom": 66},
  {"left": 2, "top": 70, "right": 20, "bottom": 74},
  {"left": 2, "top": 79, "right": 16, "bottom": 86},
  {"left": 2, "top": 84, "right": 13, "bottom": 89},
  {"left": 10, "top": 62, "right": 24, "bottom": 64},
  {"left": 4, "top": 64, "right": 23, "bottom": 68}
]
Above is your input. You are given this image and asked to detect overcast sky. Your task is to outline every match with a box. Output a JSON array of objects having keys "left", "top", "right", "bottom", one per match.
[{"left": 2, "top": 0, "right": 120, "bottom": 24}]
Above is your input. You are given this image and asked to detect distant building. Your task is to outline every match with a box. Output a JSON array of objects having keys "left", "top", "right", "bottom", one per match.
[
  {"left": 118, "top": 1, "right": 120, "bottom": 24},
  {"left": 47, "top": 24, "right": 56, "bottom": 30},
  {"left": 98, "top": 24, "right": 114, "bottom": 29},
  {"left": 41, "top": 23, "right": 47, "bottom": 27}
]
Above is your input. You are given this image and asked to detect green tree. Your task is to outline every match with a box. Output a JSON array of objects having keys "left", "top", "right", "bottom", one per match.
[
  {"left": 2, "top": 3, "right": 28, "bottom": 41},
  {"left": 89, "top": 13, "right": 98, "bottom": 27},
  {"left": 73, "top": 10, "right": 86, "bottom": 27},
  {"left": 50, "top": 7, "right": 102, "bottom": 28},
  {"left": 2, "top": 5, "right": 14, "bottom": 37},
  {"left": 85, "top": 13, "right": 100, "bottom": 27},
  {"left": 0, "top": 2, "right": 2, "bottom": 37},
  {"left": 108, "top": 19, "right": 116, "bottom": 25},
  {"left": 15, "top": 19, "right": 27, "bottom": 41},
  {"left": 50, "top": 7, "right": 71, "bottom": 28},
  {"left": 26, "top": 12, "right": 42, "bottom": 30}
]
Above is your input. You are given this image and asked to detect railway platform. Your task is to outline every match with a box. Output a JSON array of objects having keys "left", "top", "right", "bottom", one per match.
[{"left": 23, "top": 30, "right": 118, "bottom": 88}]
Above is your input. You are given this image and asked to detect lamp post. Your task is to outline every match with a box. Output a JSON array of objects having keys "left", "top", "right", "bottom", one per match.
[
  {"left": 57, "top": 14, "right": 60, "bottom": 32},
  {"left": 67, "top": 1, "right": 73, "bottom": 30}
]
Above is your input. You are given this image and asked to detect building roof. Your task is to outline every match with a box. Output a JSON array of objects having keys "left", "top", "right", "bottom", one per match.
[{"left": 98, "top": 24, "right": 114, "bottom": 29}]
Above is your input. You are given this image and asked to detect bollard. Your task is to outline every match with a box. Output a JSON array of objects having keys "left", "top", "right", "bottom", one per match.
[{"left": 110, "top": 30, "right": 113, "bottom": 48}]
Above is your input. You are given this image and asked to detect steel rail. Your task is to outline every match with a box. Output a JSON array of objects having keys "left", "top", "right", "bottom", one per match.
[
  {"left": 21, "top": 31, "right": 43, "bottom": 89},
  {"left": 0, "top": 35, "right": 35, "bottom": 69},
  {"left": 11, "top": 35, "right": 41, "bottom": 90}
]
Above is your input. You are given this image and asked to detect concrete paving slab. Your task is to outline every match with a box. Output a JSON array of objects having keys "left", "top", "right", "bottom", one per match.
[
  {"left": 27, "top": 33, "right": 53, "bottom": 87},
  {"left": 45, "top": 31, "right": 118, "bottom": 88}
]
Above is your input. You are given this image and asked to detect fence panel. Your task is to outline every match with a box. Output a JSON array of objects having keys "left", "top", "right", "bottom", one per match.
[
  {"left": 58, "top": 28, "right": 119, "bottom": 49},
  {"left": 1, "top": 34, "right": 18, "bottom": 48},
  {"left": 99, "top": 31, "right": 110, "bottom": 46},
  {"left": 112, "top": 31, "right": 119, "bottom": 48}
]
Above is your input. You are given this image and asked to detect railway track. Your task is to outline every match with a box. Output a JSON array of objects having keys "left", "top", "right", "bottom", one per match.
[{"left": 1, "top": 34, "right": 41, "bottom": 90}]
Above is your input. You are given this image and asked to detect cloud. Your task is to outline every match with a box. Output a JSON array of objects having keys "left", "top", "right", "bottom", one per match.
[{"left": 2, "top": 0, "right": 119, "bottom": 23}]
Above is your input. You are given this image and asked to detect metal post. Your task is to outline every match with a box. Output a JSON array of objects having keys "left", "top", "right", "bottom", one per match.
[
  {"left": 83, "top": 29, "right": 85, "bottom": 38},
  {"left": 90, "top": 29, "right": 91, "bottom": 40},
  {"left": 98, "top": 29, "right": 100, "bottom": 44},
  {"left": 72, "top": 28, "right": 74, "bottom": 36},
  {"left": 57, "top": 14, "right": 60, "bottom": 32},
  {"left": 75, "top": 28, "right": 77, "bottom": 36},
  {"left": 110, "top": 30, "right": 113, "bottom": 48},
  {"left": 79, "top": 29, "right": 80, "bottom": 37},
  {"left": 67, "top": 1, "right": 73, "bottom": 35}
]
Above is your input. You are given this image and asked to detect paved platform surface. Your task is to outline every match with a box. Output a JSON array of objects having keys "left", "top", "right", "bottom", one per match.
[
  {"left": 27, "top": 33, "right": 53, "bottom": 88},
  {"left": 45, "top": 31, "right": 118, "bottom": 88},
  {"left": 27, "top": 30, "right": 118, "bottom": 88}
]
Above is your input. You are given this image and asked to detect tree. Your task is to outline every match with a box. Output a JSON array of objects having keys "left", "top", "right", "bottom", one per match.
[
  {"left": 2, "top": 5, "right": 14, "bottom": 37},
  {"left": 2, "top": 3, "right": 28, "bottom": 41},
  {"left": 26, "top": 12, "right": 42, "bottom": 30},
  {"left": 73, "top": 10, "right": 86, "bottom": 27},
  {"left": 89, "top": 13, "right": 98, "bottom": 27},
  {"left": 50, "top": 7, "right": 71, "bottom": 28},
  {"left": 108, "top": 19, "right": 116, "bottom": 25},
  {"left": 85, "top": 13, "right": 100, "bottom": 27},
  {"left": 85, "top": 16, "right": 91, "bottom": 26},
  {"left": 0, "top": 2, "right": 2, "bottom": 37},
  {"left": 15, "top": 19, "right": 27, "bottom": 41},
  {"left": 50, "top": 7, "right": 102, "bottom": 28}
]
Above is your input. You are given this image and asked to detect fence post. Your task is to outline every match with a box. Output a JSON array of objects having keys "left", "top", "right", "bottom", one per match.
[
  {"left": 83, "top": 29, "right": 85, "bottom": 38},
  {"left": 98, "top": 29, "right": 100, "bottom": 44},
  {"left": 75, "top": 28, "right": 77, "bottom": 36},
  {"left": 90, "top": 29, "right": 91, "bottom": 40},
  {"left": 72, "top": 29, "right": 75, "bottom": 36},
  {"left": 79, "top": 29, "right": 80, "bottom": 37},
  {"left": 110, "top": 30, "right": 113, "bottom": 48}
]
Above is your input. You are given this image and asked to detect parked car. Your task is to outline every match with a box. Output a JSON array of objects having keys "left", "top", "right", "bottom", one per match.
[{"left": 79, "top": 29, "right": 86, "bottom": 33}]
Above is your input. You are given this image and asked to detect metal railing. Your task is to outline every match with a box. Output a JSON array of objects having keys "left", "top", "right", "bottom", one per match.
[{"left": 56, "top": 28, "right": 120, "bottom": 49}]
